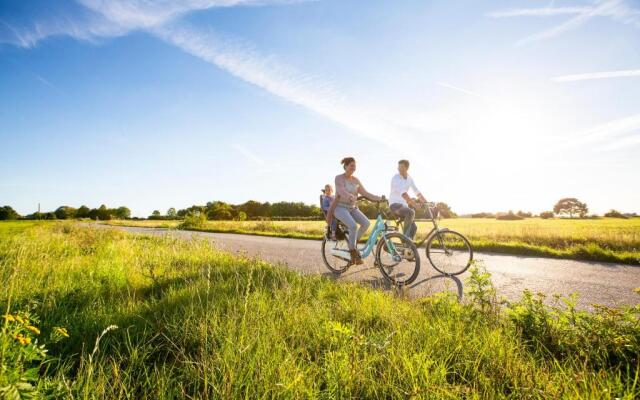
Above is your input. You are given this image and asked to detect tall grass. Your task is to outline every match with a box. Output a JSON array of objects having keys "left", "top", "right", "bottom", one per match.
[
  {"left": 102, "top": 217, "right": 640, "bottom": 265},
  {"left": 1, "top": 223, "right": 639, "bottom": 398}
]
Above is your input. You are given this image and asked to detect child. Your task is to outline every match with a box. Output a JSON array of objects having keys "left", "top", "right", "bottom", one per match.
[{"left": 320, "top": 184, "right": 337, "bottom": 240}]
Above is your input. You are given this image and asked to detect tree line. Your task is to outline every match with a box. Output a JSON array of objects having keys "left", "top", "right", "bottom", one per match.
[
  {"left": 0, "top": 205, "right": 130, "bottom": 221},
  {"left": 1, "top": 197, "right": 635, "bottom": 221}
]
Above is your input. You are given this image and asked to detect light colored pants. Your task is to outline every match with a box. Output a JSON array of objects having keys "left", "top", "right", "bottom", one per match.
[
  {"left": 390, "top": 203, "right": 417, "bottom": 240},
  {"left": 333, "top": 205, "right": 370, "bottom": 250}
]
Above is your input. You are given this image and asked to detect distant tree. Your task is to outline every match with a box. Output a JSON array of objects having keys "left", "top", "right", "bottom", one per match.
[
  {"left": 471, "top": 212, "right": 495, "bottom": 218},
  {"left": 435, "top": 202, "right": 456, "bottom": 218},
  {"left": 97, "top": 204, "right": 112, "bottom": 220},
  {"left": 151, "top": 210, "right": 161, "bottom": 217},
  {"left": 115, "top": 206, "right": 131, "bottom": 219},
  {"left": 0, "top": 206, "right": 20, "bottom": 220},
  {"left": 496, "top": 211, "right": 524, "bottom": 221},
  {"left": 540, "top": 211, "right": 554, "bottom": 219},
  {"left": 207, "top": 203, "right": 234, "bottom": 220},
  {"left": 76, "top": 205, "right": 90, "bottom": 218},
  {"left": 42, "top": 212, "right": 57, "bottom": 220},
  {"left": 54, "top": 206, "right": 77, "bottom": 220},
  {"left": 553, "top": 198, "right": 588, "bottom": 218},
  {"left": 516, "top": 210, "right": 532, "bottom": 218},
  {"left": 236, "top": 211, "right": 247, "bottom": 221},
  {"left": 167, "top": 207, "right": 177, "bottom": 219},
  {"left": 604, "top": 209, "right": 627, "bottom": 219}
]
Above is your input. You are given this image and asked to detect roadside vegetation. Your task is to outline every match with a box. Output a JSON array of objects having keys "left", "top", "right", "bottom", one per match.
[
  {"left": 1, "top": 222, "right": 639, "bottom": 398},
  {"left": 103, "top": 217, "right": 640, "bottom": 265}
]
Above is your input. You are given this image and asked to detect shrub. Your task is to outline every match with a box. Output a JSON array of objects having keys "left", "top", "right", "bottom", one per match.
[
  {"left": 605, "top": 209, "right": 628, "bottom": 219},
  {"left": 178, "top": 212, "right": 207, "bottom": 230},
  {"left": 539, "top": 211, "right": 554, "bottom": 219},
  {"left": 496, "top": 211, "right": 524, "bottom": 221}
]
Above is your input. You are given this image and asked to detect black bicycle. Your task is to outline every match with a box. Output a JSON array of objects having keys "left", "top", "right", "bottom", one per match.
[{"left": 393, "top": 202, "right": 473, "bottom": 276}]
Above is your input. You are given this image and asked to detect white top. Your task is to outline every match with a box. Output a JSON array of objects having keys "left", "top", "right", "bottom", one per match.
[{"left": 389, "top": 173, "right": 421, "bottom": 207}]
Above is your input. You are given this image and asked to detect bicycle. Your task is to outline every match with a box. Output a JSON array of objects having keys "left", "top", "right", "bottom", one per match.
[
  {"left": 393, "top": 202, "right": 473, "bottom": 276},
  {"left": 321, "top": 197, "right": 421, "bottom": 286}
]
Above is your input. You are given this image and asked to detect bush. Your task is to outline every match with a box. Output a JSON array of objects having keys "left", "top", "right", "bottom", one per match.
[
  {"left": 605, "top": 209, "right": 628, "bottom": 219},
  {"left": 471, "top": 212, "right": 495, "bottom": 218},
  {"left": 496, "top": 211, "right": 524, "bottom": 221},
  {"left": 539, "top": 211, "right": 554, "bottom": 219},
  {"left": 178, "top": 212, "right": 207, "bottom": 230}
]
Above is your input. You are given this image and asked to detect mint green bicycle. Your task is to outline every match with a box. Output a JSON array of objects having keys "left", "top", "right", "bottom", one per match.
[{"left": 321, "top": 197, "right": 420, "bottom": 286}]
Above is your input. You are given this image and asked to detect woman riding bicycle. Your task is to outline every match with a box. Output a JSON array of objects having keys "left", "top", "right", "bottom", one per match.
[{"left": 327, "top": 157, "right": 384, "bottom": 265}]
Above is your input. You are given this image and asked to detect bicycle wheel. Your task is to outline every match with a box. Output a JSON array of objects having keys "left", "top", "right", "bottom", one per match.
[
  {"left": 375, "top": 232, "right": 420, "bottom": 285},
  {"left": 321, "top": 237, "right": 351, "bottom": 274},
  {"left": 426, "top": 230, "right": 473, "bottom": 275}
]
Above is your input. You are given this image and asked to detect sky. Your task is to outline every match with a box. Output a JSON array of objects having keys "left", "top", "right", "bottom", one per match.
[{"left": 1, "top": 0, "right": 639, "bottom": 217}]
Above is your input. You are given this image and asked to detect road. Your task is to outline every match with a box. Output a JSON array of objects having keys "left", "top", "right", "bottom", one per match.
[{"left": 101, "top": 225, "right": 640, "bottom": 309}]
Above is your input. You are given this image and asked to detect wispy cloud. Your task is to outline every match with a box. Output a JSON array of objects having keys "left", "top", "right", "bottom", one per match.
[
  {"left": 34, "top": 74, "right": 55, "bottom": 88},
  {"left": 1, "top": 0, "right": 417, "bottom": 151},
  {"left": 231, "top": 143, "right": 265, "bottom": 165},
  {"left": 153, "top": 23, "right": 405, "bottom": 145},
  {"left": 575, "top": 113, "right": 640, "bottom": 151},
  {"left": 551, "top": 69, "right": 640, "bottom": 82},
  {"left": 435, "top": 81, "right": 484, "bottom": 99},
  {"left": 0, "top": 0, "right": 313, "bottom": 48},
  {"left": 487, "top": 0, "right": 640, "bottom": 46}
]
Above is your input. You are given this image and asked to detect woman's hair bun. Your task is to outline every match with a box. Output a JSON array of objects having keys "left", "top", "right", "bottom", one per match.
[{"left": 341, "top": 157, "right": 355, "bottom": 169}]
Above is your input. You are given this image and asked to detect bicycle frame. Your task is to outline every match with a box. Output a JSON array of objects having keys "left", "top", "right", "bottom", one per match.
[
  {"left": 398, "top": 204, "right": 450, "bottom": 248},
  {"left": 359, "top": 213, "right": 392, "bottom": 258},
  {"left": 331, "top": 212, "right": 397, "bottom": 259}
]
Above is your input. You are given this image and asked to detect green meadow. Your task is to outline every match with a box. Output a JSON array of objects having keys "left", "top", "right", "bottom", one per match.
[{"left": 1, "top": 222, "right": 639, "bottom": 398}]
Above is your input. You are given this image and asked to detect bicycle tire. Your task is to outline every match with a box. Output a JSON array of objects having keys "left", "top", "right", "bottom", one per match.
[
  {"left": 375, "top": 232, "right": 420, "bottom": 285},
  {"left": 321, "top": 237, "right": 351, "bottom": 274},
  {"left": 426, "top": 230, "right": 473, "bottom": 275}
]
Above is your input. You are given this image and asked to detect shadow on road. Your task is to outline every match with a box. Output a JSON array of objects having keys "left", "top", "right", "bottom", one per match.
[{"left": 409, "top": 274, "right": 464, "bottom": 301}]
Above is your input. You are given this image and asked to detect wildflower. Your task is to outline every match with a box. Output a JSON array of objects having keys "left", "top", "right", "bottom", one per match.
[
  {"left": 54, "top": 327, "right": 69, "bottom": 338},
  {"left": 26, "top": 325, "right": 41, "bottom": 335},
  {"left": 14, "top": 334, "right": 31, "bottom": 345},
  {"left": 3, "top": 314, "right": 15, "bottom": 322},
  {"left": 15, "top": 315, "right": 24, "bottom": 324}
]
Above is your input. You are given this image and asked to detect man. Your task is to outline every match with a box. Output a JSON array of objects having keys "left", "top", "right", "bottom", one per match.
[{"left": 389, "top": 159, "right": 426, "bottom": 240}]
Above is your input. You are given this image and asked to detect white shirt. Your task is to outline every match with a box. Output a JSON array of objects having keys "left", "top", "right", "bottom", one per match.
[{"left": 389, "top": 173, "right": 421, "bottom": 207}]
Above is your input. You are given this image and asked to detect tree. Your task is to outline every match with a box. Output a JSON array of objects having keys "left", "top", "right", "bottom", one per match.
[
  {"left": 167, "top": 207, "right": 177, "bottom": 219},
  {"left": 115, "top": 206, "right": 131, "bottom": 219},
  {"left": 55, "top": 206, "right": 77, "bottom": 219},
  {"left": 207, "top": 202, "right": 234, "bottom": 220},
  {"left": 97, "top": 204, "right": 112, "bottom": 220},
  {"left": 553, "top": 198, "right": 588, "bottom": 218},
  {"left": 435, "top": 202, "right": 456, "bottom": 219},
  {"left": 151, "top": 210, "right": 161, "bottom": 217},
  {"left": 604, "top": 209, "right": 627, "bottom": 218},
  {"left": 236, "top": 211, "right": 247, "bottom": 221},
  {"left": 540, "top": 211, "right": 554, "bottom": 219},
  {"left": 0, "top": 206, "right": 20, "bottom": 220},
  {"left": 76, "top": 205, "right": 90, "bottom": 218}
]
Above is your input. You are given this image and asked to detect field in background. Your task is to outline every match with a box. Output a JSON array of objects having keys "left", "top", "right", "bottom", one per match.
[
  {"left": 1, "top": 222, "right": 639, "bottom": 398},
  {"left": 103, "top": 217, "right": 640, "bottom": 265}
]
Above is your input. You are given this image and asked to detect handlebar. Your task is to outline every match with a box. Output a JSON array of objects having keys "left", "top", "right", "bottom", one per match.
[{"left": 357, "top": 195, "right": 387, "bottom": 204}]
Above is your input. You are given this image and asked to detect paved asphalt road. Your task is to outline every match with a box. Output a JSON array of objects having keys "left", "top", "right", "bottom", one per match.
[{"left": 101, "top": 225, "right": 640, "bottom": 309}]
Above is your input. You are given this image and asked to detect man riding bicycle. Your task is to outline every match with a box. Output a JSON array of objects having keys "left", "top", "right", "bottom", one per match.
[{"left": 389, "top": 159, "right": 426, "bottom": 240}]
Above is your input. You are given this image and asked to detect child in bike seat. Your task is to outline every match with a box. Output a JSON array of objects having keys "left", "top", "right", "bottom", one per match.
[{"left": 320, "top": 184, "right": 337, "bottom": 240}]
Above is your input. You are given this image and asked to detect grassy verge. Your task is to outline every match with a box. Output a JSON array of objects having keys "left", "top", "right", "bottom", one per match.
[
  {"left": 102, "top": 218, "right": 640, "bottom": 265},
  {"left": 1, "top": 223, "right": 639, "bottom": 398}
]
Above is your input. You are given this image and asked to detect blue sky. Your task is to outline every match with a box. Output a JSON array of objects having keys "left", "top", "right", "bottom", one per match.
[{"left": 1, "top": 0, "right": 639, "bottom": 217}]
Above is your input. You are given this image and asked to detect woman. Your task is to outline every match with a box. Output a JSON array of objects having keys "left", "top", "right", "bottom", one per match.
[
  {"left": 327, "top": 157, "right": 383, "bottom": 265},
  {"left": 320, "top": 184, "right": 337, "bottom": 240}
]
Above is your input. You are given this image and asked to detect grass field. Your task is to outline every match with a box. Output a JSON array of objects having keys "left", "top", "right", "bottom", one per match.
[
  {"left": 104, "top": 217, "right": 640, "bottom": 265},
  {"left": 1, "top": 222, "right": 639, "bottom": 398}
]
